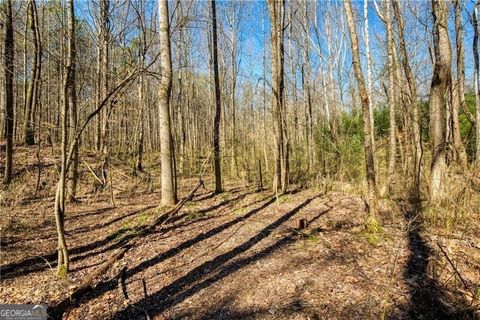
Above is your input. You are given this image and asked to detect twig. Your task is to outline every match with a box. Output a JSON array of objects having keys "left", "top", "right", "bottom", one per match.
[
  {"left": 82, "top": 160, "right": 104, "bottom": 186},
  {"left": 437, "top": 241, "right": 472, "bottom": 295}
]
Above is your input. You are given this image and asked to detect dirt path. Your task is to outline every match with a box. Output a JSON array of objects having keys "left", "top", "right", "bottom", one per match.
[{"left": 1, "top": 184, "right": 478, "bottom": 319}]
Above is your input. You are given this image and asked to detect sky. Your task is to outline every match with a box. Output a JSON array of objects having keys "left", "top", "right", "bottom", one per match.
[{"left": 72, "top": 0, "right": 480, "bottom": 107}]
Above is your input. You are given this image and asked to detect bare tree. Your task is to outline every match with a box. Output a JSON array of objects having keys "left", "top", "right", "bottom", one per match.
[
  {"left": 211, "top": 0, "right": 223, "bottom": 194},
  {"left": 364, "top": 0, "right": 375, "bottom": 159},
  {"left": 429, "top": 0, "right": 452, "bottom": 201},
  {"left": 385, "top": 0, "right": 397, "bottom": 181},
  {"left": 393, "top": 0, "right": 422, "bottom": 199},
  {"left": 23, "top": 0, "right": 41, "bottom": 146},
  {"left": 474, "top": 1, "right": 480, "bottom": 162},
  {"left": 67, "top": 0, "right": 78, "bottom": 202},
  {"left": 158, "top": 0, "right": 176, "bottom": 205},
  {"left": 452, "top": 0, "right": 468, "bottom": 167},
  {"left": 267, "top": 0, "right": 288, "bottom": 194},
  {"left": 54, "top": 0, "right": 76, "bottom": 274},
  {"left": 3, "top": 0, "right": 14, "bottom": 185},
  {"left": 344, "top": 0, "right": 378, "bottom": 217}
]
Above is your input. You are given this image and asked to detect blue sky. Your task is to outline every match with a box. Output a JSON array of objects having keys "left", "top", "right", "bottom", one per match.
[{"left": 73, "top": 0, "right": 479, "bottom": 105}]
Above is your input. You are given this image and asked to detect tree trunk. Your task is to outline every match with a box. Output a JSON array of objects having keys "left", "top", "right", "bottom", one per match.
[
  {"left": 302, "top": 1, "right": 313, "bottom": 174},
  {"left": 135, "top": 2, "right": 147, "bottom": 173},
  {"left": 474, "top": 3, "right": 480, "bottom": 163},
  {"left": 54, "top": 0, "right": 76, "bottom": 275},
  {"left": 267, "top": 0, "right": 288, "bottom": 194},
  {"left": 67, "top": 0, "right": 78, "bottom": 202},
  {"left": 344, "top": 0, "right": 378, "bottom": 217},
  {"left": 3, "top": 0, "right": 14, "bottom": 185},
  {"left": 23, "top": 0, "right": 41, "bottom": 146},
  {"left": 364, "top": 0, "right": 376, "bottom": 161},
  {"left": 385, "top": 0, "right": 397, "bottom": 179},
  {"left": 211, "top": 0, "right": 223, "bottom": 194},
  {"left": 393, "top": 0, "right": 422, "bottom": 200},
  {"left": 452, "top": 0, "right": 468, "bottom": 167},
  {"left": 158, "top": 0, "right": 176, "bottom": 205},
  {"left": 429, "top": 0, "right": 452, "bottom": 201}
]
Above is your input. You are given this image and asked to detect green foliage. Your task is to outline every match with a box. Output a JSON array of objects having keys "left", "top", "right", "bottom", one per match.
[
  {"left": 462, "top": 93, "right": 476, "bottom": 159},
  {"left": 312, "top": 110, "right": 364, "bottom": 181},
  {"left": 359, "top": 216, "right": 383, "bottom": 246},
  {"left": 365, "top": 216, "right": 383, "bottom": 234},
  {"left": 373, "top": 106, "right": 390, "bottom": 139}
]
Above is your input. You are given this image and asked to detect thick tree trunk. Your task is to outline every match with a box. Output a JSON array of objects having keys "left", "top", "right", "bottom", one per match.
[
  {"left": 211, "top": 0, "right": 223, "bottom": 194},
  {"left": 3, "top": 0, "right": 14, "bottom": 185},
  {"left": 344, "top": 0, "right": 378, "bottom": 217},
  {"left": 158, "top": 0, "right": 176, "bottom": 205},
  {"left": 429, "top": 0, "right": 452, "bottom": 201}
]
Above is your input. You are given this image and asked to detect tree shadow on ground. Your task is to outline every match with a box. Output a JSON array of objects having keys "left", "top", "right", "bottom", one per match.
[
  {"left": 399, "top": 200, "right": 478, "bottom": 320},
  {"left": 110, "top": 195, "right": 320, "bottom": 320},
  {"left": 179, "top": 296, "right": 322, "bottom": 320},
  {"left": 48, "top": 191, "right": 276, "bottom": 318},
  {"left": 1, "top": 189, "right": 254, "bottom": 281}
]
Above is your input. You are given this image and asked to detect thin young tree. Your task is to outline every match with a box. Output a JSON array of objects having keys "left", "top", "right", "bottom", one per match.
[
  {"left": 3, "top": 0, "right": 14, "bottom": 185},
  {"left": 344, "top": 0, "right": 378, "bottom": 219},
  {"left": 385, "top": 0, "right": 397, "bottom": 180},
  {"left": 452, "top": 0, "right": 468, "bottom": 167},
  {"left": 474, "top": 2, "right": 480, "bottom": 162},
  {"left": 158, "top": 0, "right": 176, "bottom": 205},
  {"left": 429, "top": 0, "right": 452, "bottom": 201},
  {"left": 134, "top": 0, "right": 147, "bottom": 172},
  {"left": 23, "top": 0, "right": 41, "bottom": 146},
  {"left": 393, "top": 0, "right": 422, "bottom": 199},
  {"left": 267, "top": 0, "right": 288, "bottom": 194},
  {"left": 54, "top": 0, "right": 76, "bottom": 275},
  {"left": 211, "top": 0, "right": 223, "bottom": 194},
  {"left": 67, "top": 0, "right": 79, "bottom": 202},
  {"left": 364, "top": 1, "right": 375, "bottom": 158}
]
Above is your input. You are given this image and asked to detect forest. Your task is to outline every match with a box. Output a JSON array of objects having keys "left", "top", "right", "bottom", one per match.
[{"left": 1, "top": 0, "right": 480, "bottom": 319}]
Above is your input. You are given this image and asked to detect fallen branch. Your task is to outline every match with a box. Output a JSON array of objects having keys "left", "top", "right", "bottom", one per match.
[
  {"left": 82, "top": 160, "right": 104, "bottom": 186},
  {"left": 437, "top": 242, "right": 473, "bottom": 297}
]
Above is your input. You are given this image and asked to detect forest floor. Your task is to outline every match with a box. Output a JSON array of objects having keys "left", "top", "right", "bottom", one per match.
[{"left": 1, "top": 146, "right": 480, "bottom": 319}]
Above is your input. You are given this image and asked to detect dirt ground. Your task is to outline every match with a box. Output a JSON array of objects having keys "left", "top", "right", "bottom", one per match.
[{"left": 0, "top": 148, "right": 479, "bottom": 319}]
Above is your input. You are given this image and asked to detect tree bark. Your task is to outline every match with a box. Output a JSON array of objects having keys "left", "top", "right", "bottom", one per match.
[
  {"left": 385, "top": 0, "right": 397, "bottom": 179},
  {"left": 23, "top": 0, "right": 41, "bottom": 146},
  {"left": 474, "top": 2, "right": 480, "bottom": 163},
  {"left": 158, "top": 0, "right": 177, "bottom": 205},
  {"left": 451, "top": 0, "right": 468, "bottom": 167},
  {"left": 344, "top": 0, "right": 378, "bottom": 217},
  {"left": 67, "top": 0, "right": 78, "bottom": 202},
  {"left": 393, "top": 0, "right": 422, "bottom": 200},
  {"left": 54, "top": 0, "right": 76, "bottom": 274},
  {"left": 267, "top": 0, "right": 288, "bottom": 194},
  {"left": 364, "top": 0, "right": 376, "bottom": 160},
  {"left": 211, "top": 0, "right": 223, "bottom": 194},
  {"left": 3, "top": 0, "right": 14, "bottom": 185},
  {"left": 429, "top": 0, "right": 452, "bottom": 201}
]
